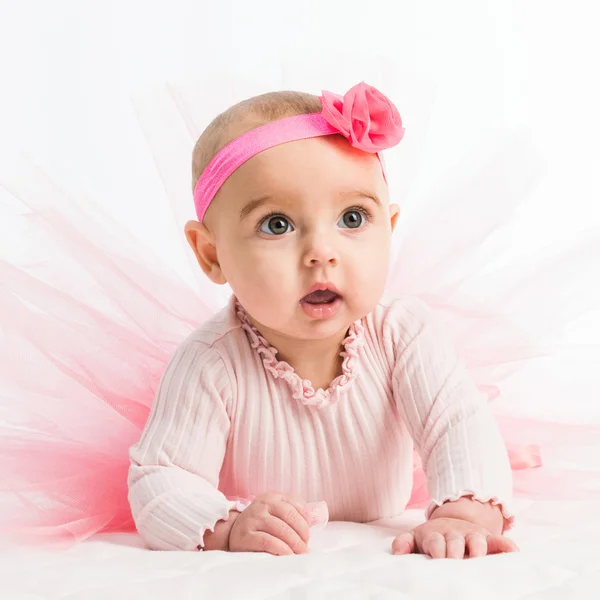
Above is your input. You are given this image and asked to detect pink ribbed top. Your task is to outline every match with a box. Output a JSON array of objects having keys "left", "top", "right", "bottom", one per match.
[{"left": 128, "top": 295, "right": 513, "bottom": 551}]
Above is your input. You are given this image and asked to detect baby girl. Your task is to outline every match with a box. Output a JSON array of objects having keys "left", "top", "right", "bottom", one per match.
[{"left": 127, "top": 82, "right": 518, "bottom": 559}]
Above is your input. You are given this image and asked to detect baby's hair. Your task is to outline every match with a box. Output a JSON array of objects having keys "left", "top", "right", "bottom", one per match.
[{"left": 191, "top": 91, "right": 322, "bottom": 193}]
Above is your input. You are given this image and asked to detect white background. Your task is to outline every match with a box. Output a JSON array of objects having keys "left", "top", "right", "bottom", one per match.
[
  {"left": 1, "top": 0, "right": 599, "bottom": 349},
  {"left": 1, "top": 1, "right": 599, "bottom": 241}
]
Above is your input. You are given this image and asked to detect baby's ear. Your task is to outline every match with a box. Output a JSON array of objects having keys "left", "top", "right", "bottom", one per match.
[
  {"left": 389, "top": 203, "right": 400, "bottom": 232},
  {"left": 184, "top": 220, "right": 227, "bottom": 285}
]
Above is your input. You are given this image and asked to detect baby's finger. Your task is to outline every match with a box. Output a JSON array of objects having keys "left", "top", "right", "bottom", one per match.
[
  {"left": 423, "top": 532, "right": 446, "bottom": 559},
  {"left": 258, "top": 515, "right": 308, "bottom": 554},
  {"left": 392, "top": 532, "right": 415, "bottom": 555},
  {"left": 270, "top": 501, "right": 311, "bottom": 544},
  {"left": 445, "top": 535, "right": 466, "bottom": 559},
  {"left": 465, "top": 532, "right": 488, "bottom": 558},
  {"left": 486, "top": 535, "right": 519, "bottom": 555},
  {"left": 250, "top": 532, "right": 294, "bottom": 556},
  {"left": 280, "top": 494, "right": 309, "bottom": 518},
  {"left": 281, "top": 495, "right": 312, "bottom": 531}
]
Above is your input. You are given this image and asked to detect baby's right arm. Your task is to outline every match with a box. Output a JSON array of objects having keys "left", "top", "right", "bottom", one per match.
[{"left": 127, "top": 340, "right": 237, "bottom": 551}]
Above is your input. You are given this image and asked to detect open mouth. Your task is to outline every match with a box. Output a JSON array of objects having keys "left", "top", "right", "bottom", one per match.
[
  {"left": 299, "top": 285, "right": 343, "bottom": 319},
  {"left": 300, "top": 289, "right": 341, "bottom": 305}
]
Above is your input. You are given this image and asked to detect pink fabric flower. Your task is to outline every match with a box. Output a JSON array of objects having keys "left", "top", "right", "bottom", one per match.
[{"left": 320, "top": 81, "right": 405, "bottom": 153}]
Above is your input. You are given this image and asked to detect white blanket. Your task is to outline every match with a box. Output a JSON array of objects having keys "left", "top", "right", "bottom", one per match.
[{"left": 1, "top": 498, "right": 599, "bottom": 600}]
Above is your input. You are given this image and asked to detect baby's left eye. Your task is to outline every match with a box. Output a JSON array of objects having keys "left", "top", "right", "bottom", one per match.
[{"left": 338, "top": 210, "right": 365, "bottom": 229}]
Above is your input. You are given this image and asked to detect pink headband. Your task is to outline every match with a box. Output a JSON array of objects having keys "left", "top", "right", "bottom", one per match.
[{"left": 193, "top": 81, "right": 405, "bottom": 222}]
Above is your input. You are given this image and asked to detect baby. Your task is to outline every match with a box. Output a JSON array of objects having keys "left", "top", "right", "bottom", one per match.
[{"left": 127, "top": 82, "right": 518, "bottom": 559}]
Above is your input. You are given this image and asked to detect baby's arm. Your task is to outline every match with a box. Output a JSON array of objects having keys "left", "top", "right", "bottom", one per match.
[
  {"left": 389, "top": 298, "right": 514, "bottom": 556},
  {"left": 127, "top": 340, "right": 238, "bottom": 551},
  {"left": 127, "top": 340, "right": 314, "bottom": 554}
]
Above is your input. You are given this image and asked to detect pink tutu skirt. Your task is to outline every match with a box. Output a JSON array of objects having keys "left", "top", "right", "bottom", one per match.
[{"left": 1, "top": 82, "right": 600, "bottom": 547}]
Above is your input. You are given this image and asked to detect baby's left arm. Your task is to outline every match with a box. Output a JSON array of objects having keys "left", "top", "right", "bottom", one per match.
[{"left": 388, "top": 298, "right": 515, "bottom": 558}]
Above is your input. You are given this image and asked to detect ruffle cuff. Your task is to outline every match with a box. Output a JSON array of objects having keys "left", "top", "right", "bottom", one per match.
[
  {"left": 227, "top": 497, "right": 253, "bottom": 513},
  {"left": 133, "top": 485, "right": 233, "bottom": 552},
  {"left": 426, "top": 490, "right": 514, "bottom": 533}
]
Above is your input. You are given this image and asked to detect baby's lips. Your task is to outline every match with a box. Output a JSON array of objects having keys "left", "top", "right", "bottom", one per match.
[{"left": 306, "top": 501, "right": 329, "bottom": 531}]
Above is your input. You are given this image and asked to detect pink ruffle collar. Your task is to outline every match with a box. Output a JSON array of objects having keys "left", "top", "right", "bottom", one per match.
[{"left": 235, "top": 300, "right": 364, "bottom": 408}]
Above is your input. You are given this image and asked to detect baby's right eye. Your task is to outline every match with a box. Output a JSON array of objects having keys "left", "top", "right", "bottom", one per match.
[{"left": 259, "top": 215, "right": 293, "bottom": 236}]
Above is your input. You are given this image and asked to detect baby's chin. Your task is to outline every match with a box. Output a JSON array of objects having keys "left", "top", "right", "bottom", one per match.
[{"left": 269, "top": 304, "right": 371, "bottom": 341}]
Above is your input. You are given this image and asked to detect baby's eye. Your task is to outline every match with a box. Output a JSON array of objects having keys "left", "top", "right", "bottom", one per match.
[
  {"left": 259, "top": 215, "right": 293, "bottom": 236},
  {"left": 338, "top": 210, "right": 365, "bottom": 229}
]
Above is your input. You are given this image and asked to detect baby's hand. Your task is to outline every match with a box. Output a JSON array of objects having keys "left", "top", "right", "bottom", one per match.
[
  {"left": 391, "top": 517, "right": 519, "bottom": 559},
  {"left": 228, "top": 492, "right": 310, "bottom": 556}
]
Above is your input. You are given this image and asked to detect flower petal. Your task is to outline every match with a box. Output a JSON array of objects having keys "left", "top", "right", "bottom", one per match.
[{"left": 320, "top": 81, "right": 405, "bottom": 153}]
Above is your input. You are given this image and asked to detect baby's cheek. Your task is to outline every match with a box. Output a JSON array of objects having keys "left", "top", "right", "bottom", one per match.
[
  {"left": 347, "top": 241, "right": 391, "bottom": 312},
  {"left": 230, "top": 260, "right": 298, "bottom": 322},
  {"left": 355, "top": 240, "right": 390, "bottom": 284}
]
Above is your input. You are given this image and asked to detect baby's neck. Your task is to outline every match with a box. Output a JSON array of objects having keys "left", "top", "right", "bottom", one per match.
[
  {"left": 250, "top": 320, "right": 349, "bottom": 391},
  {"left": 284, "top": 336, "right": 347, "bottom": 392}
]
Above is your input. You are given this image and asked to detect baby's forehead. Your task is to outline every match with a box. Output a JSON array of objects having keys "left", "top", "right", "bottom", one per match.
[
  {"left": 239, "top": 136, "right": 384, "bottom": 188},
  {"left": 218, "top": 138, "right": 387, "bottom": 216}
]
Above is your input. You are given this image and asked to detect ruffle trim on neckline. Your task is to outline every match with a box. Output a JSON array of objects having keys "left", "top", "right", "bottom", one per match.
[{"left": 235, "top": 300, "right": 364, "bottom": 408}]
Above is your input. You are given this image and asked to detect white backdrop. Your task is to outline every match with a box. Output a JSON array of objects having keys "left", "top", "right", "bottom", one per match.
[{"left": 1, "top": 0, "right": 599, "bottom": 337}]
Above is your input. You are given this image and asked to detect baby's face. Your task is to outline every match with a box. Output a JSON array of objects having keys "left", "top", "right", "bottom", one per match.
[{"left": 200, "top": 135, "right": 398, "bottom": 341}]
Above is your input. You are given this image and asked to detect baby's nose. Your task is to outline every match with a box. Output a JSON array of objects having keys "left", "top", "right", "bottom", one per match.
[{"left": 302, "top": 235, "right": 339, "bottom": 267}]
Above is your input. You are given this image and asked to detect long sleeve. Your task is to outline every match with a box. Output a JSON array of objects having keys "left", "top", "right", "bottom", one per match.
[
  {"left": 389, "top": 298, "right": 514, "bottom": 530},
  {"left": 127, "top": 339, "right": 236, "bottom": 551}
]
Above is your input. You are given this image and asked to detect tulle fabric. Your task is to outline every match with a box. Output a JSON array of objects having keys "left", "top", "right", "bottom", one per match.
[
  {"left": 0, "top": 158, "right": 217, "bottom": 545},
  {"left": 377, "top": 131, "right": 600, "bottom": 508},
  {"left": 2, "top": 81, "right": 600, "bottom": 548}
]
